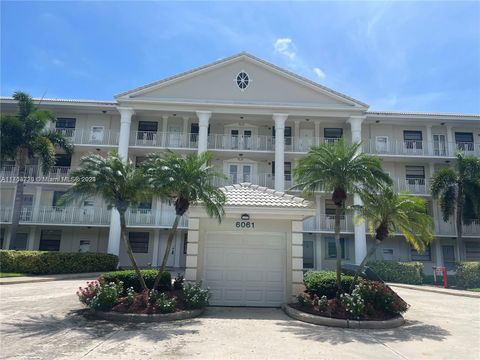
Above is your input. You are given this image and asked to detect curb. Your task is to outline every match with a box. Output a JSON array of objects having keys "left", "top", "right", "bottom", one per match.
[
  {"left": 282, "top": 304, "right": 405, "bottom": 329},
  {"left": 90, "top": 308, "right": 205, "bottom": 323},
  {"left": 0, "top": 273, "right": 100, "bottom": 285},
  {"left": 389, "top": 283, "right": 480, "bottom": 299}
]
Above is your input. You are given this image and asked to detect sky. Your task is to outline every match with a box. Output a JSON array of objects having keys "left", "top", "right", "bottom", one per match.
[{"left": 1, "top": 1, "right": 479, "bottom": 113}]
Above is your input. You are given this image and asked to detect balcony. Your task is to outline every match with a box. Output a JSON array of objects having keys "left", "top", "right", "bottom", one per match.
[
  {"left": 57, "top": 128, "right": 119, "bottom": 146},
  {"left": 395, "top": 178, "right": 430, "bottom": 195},
  {"left": 303, "top": 215, "right": 354, "bottom": 233},
  {"left": 130, "top": 131, "right": 198, "bottom": 149},
  {"left": 434, "top": 218, "right": 480, "bottom": 237},
  {"left": 0, "top": 206, "right": 187, "bottom": 228},
  {"left": 0, "top": 165, "right": 72, "bottom": 183},
  {"left": 208, "top": 134, "right": 274, "bottom": 152},
  {"left": 364, "top": 139, "right": 480, "bottom": 158}
]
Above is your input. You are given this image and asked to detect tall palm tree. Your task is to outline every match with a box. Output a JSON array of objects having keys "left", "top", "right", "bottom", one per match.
[
  {"left": 143, "top": 150, "right": 226, "bottom": 289},
  {"left": 293, "top": 139, "right": 391, "bottom": 294},
  {"left": 0, "top": 91, "right": 73, "bottom": 247},
  {"left": 350, "top": 185, "right": 434, "bottom": 291},
  {"left": 59, "top": 151, "right": 149, "bottom": 291},
  {"left": 430, "top": 153, "right": 480, "bottom": 249}
]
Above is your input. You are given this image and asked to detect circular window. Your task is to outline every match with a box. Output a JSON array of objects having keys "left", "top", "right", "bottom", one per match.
[{"left": 236, "top": 71, "right": 250, "bottom": 90}]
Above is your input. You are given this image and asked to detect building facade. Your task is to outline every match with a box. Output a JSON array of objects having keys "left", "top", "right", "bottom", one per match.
[{"left": 1, "top": 52, "right": 479, "bottom": 288}]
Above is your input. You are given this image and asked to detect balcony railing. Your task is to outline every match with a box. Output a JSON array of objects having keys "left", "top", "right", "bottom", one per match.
[
  {"left": 208, "top": 134, "right": 274, "bottom": 151},
  {"left": 434, "top": 218, "right": 480, "bottom": 236},
  {"left": 130, "top": 131, "right": 199, "bottom": 149},
  {"left": 395, "top": 178, "right": 430, "bottom": 195},
  {"left": 0, "top": 206, "right": 187, "bottom": 228},
  {"left": 364, "top": 139, "right": 480, "bottom": 157},
  {"left": 303, "top": 215, "right": 354, "bottom": 233},
  {"left": 0, "top": 165, "right": 72, "bottom": 183},
  {"left": 57, "top": 128, "right": 119, "bottom": 146},
  {"left": 285, "top": 137, "right": 340, "bottom": 152}
]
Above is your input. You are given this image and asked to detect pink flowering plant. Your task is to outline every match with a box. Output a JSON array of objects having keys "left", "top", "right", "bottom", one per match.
[{"left": 77, "top": 279, "right": 123, "bottom": 311}]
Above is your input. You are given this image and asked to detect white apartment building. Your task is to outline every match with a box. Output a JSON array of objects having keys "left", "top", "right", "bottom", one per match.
[{"left": 1, "top": 53, "right": 479, "bottom": 304}]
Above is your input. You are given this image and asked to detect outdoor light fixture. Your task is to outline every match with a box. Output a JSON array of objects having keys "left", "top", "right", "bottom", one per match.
[
  {"left": 441, "top": 122, "right": 446, "bottom": 125},
  {"left": 241, "top": 214, "right": 250, "bottom": 220}
]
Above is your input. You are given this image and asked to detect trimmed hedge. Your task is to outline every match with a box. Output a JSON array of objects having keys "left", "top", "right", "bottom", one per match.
[
  {"left": 101, "top": 269, "right": 171, "bottom": 292},
  {"left": 366, "top": 261, "right": 423, "bottom": 285},
  {"left": 456, "top": 262, "right": 480, "bottom": 289},
  {"left": 0, "top": 250, "right": 118, "bottom": 275},
  {"left": 303, "top": 271, "right": 354, "bottom": 299}
]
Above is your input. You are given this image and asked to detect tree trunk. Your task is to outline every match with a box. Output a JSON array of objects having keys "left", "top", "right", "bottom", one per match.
[
  {"left": 335, "top": 206, "right": 342, "bottom": 297},
  {"left": 8, "top": 166, "right": 25, "bottom": 249},
  {"left": 119, "top": 210, "right": 148, "bottom": 291},
  {"left": 349, "top": 239, "right": 381, "bottom": 293},
  {"left": 153, "top": 214, "right": 181, "bottom": 290}
]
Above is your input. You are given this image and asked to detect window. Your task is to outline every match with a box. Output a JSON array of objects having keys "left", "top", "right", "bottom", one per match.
[
  {"left": 303, "top": 239, "right": 315, "bottom": 268},
  {"left": 455, "top": 132, "right": 474, "bottom": 151},
  {"left": 375, "top": 136, "right": 389, "bottom": 152},
  {"left": 138, "top": 121, "right": 158, "bottom": 132},
  {"left": 135, "top": 156, "right": 148, "bottom": 167},
  {"left": 79, "top": 240, "right": 91, "bottom": 253},
  {"left": 55, "top": 118, "right": 76, "bottom": 129},
  {"left": 406, "top": 166, "right": 425, "bottom": 180},
  {"left": 236, "top": 71, "right": 250, "bottom": 90},
  {"left": 90, "top": 126, "right": 104, "bottom": 142},
  {"left": 0, "top": 228, "right": 4, "bottom": 249},
  {"left": 272, "top": 126, "right": 292, "bottom": 146},
  {"left": 324, "top": 128, "right": 343, "bottom": 139},
  {"left": 55, "top": 154, "right": 71, "bottom": 167},
  {"left": 403, "top": 130, "right": 423, "bottom": 150},
  {"left": 10, "top": 233, "right": 28, "bottom": 250},
  {"left": 465, "top": 242, "right": 480, "bottom": 261},
  {"left": 326, "top": 237, "right": 348, "bottom": 259},
  {"left": 39, "top": 230, "right": 61, "bottom": 251},
  {"left": 410, "top": 245, "right": 431, "bottom": 261},
  {"left": 271, "top": 161, "right": 291, "bottom": 179},
  {"left": 382, "top": 249, "right": 394, "bottom": 261},
  {"left": 129, "top": 232, "right": 149, "bottom": 253},
  {"left": 183, "top": 233, "right": 188, "bottom": 255},
  {"left": 52, "top": 191, "right": 66, "bottom": 206}
]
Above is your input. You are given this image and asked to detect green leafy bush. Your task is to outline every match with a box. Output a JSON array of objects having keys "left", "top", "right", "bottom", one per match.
[
  {"left": 0, "top": 250, "right": 118, "bottom": 274},
  {"left": 155, "top": 293, "right": 177, "bottom": 313},
  {"left": 77, "top": 280, "right": 123, "bottom": 311},
  {"left": 366, "top": 261, "right": 423, "bottom": 285},
  {"left": 422, "top": 274, "right": 457, "bottom": 286},
  {"left": 356, "top": 281, "right": 408, "bottom": 316},
  {"left": 456, "top": 262, "right": 480, "bottom": 289},
  {"left": 303, "top": 271, "right": 354, "bottom": 299},
  {"left": 101, "top": 269, "right": 171, "bottom": 292},
  {"left": 183, "top": 282, "right": 210, "bottom": 309},
  {"left": 340, "top": 287, "right": 365, "bottom": 319}
]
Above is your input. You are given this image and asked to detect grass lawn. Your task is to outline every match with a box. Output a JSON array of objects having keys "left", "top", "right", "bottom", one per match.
[
  {"left": 0, "top": 272, "right": 27, "bottom": 278},
  {"left": 467, "top": 288, "right": 480, "bottom": 292}
]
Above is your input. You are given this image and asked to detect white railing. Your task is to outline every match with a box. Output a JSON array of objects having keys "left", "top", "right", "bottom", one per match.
[
  {"left": 434, "top": 218, "right": 480, "bottom": 236},
  {"left": 455, "top": 142, "right": 480, "bottom": 157},
  {"left": 285, "top": 137, "right": 340, "bottom": 152},
  {"left": 0, "top": 207, "right": 12, "bottom": 222},
  {"left": 130, "top": 131, "right": 199, "bottom": 149},
  {"left": 208, "top": 134, "right": 274, "bottom": 151},
  {"left": 365, "top": 139, "right": 480, "bottom": 157},
  {"left": 33, "top": 207, "right": 111, "bottom": 225},
  {"left": 303, "top": 214, "right": 354, "bottom": 233},
  {"left": 395, "top": 178, "right": 429, "bottom": 195},
  {"left": 57, "top": 128, "right": 119, "bottom": 146}
]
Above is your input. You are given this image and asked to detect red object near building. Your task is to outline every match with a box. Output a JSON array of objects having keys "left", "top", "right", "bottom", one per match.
[{"left": 433, "top": 266, "right": 448, "bottom": 288}]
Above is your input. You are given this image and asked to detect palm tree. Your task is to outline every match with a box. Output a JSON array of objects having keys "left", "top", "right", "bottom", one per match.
[
  {"left": 293, "top": 139, "right": 391, "bottom": 294},
  {"left": 350, "top": 185, "right": 434, "bottom": 291},
  {"left": 0, "top": 91, "right": 73, "bottom": 247},
  {"left": 143, "top": 150, "right": 226, "bottom": 289},
  {"left": 430, "top": 153, "right": 480, "bottom": 249},
  {"left": 59, "top": 151, "right": 149, "bottom": 291}
]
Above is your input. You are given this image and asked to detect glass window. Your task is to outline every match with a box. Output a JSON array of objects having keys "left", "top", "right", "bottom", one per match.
[
  {"left": 411, "top": 245, "right": 431, "bottom": 261},
  {"left": 466, "top": 242, "right": 480, "bottom": 261},
  {"left": 405, "top": 166, "right": 425, "bottom": 179},
  {"left": 52, "top": 191, "right": 66, "bottom": 206},
  {"left": 303, "top": 240, "right": 315, "bottom": 268},
  {"left": 79, "top": 240, "right": 91, "bottom": 253},
  {"left": 39, "top": 230, "right": 61, "bottom": 251},
  {"left": 55, "top": 154, "right": 71, "bottom": 167},
  {"left": 138, "top": 121, "right": 158, "bottom": 132},
  {"left": 10, "top": 233, "right": 28, "bottom": 250},
  {"left": 403, "top": 130, "right": 423, "bottom": 141},
  {"left": 326, "top": 237, "right": 348, "bottom": 259},
  {"left": 455, "top": 132, "right": 473, "bottom": 143},
  {"left": 382, "top": 249, "right": 394, "bottom": 261},
  {"left": 0, "top": 228, "right": 5, "bottom": 249},
  {"left": 236, "top": 71, "right": 249, "bottom": 90},
  {"left": 271, "top": 161, "right": 292, "bottom": 177},
  {"left": 183, "top": 233, "right": 188, "bottom": 255},
  {"left": 129, "top": 232, "right": 149, "bottom": 253},
  {"left": 55, "top": 118, "right": 76, "bottom": 129},
  {"left": 324, "top": 128, "right": 343, "bottom": 139}
]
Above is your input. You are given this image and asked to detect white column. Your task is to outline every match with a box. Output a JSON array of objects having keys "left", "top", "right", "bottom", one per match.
[
  {"left": 161, "top": 115, "right": 168, "bottom": 147},
  {"left": 273, "top": 113, "right": 288, "bottom": 191},
  {"left": 426, "top": 125, "right": 433, "bottom": 156},
  {"left": 33, "top": 186, "right": 42, "bottom": 221},
  {"left": 347, "top": 116, "right": 367, "bottom": 264},
  {"left": 294, "top": 120, "right": 300, "bottom": 151},
  {"left": 27, "top": 226, "right": 36, "bottom": 250},
  {"left": 196, "top": 111, "right": 211, "bottom": 154},
  {"left": 314, "top": 121, "right": 321, "bottom": 145},
  {"left": 107, "top": 107, "right": 134, "bottom": 256},
  {"left": 183, "top": 116, "right": 189, "bottom": 147},
  {"left": 446, "top": 125, "right": 454, "bottom": 156},
  {"left": 117, "top": 107, "right": 134, "bottom": 159}
]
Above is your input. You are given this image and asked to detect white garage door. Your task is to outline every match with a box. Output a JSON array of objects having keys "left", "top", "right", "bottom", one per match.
[{"left": 203, "top": 232, "right": 286, "bottom": 307}]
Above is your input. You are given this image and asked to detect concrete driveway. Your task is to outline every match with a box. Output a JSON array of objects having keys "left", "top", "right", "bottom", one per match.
[{"left": 0, "top": 279, "right": 479, "bottom": 360}]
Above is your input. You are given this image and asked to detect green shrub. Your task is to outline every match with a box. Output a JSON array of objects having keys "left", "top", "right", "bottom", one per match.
[
  {"left": 77, "top": 280, "right": 123, "bottom": 311},
  {"left": 0, "top": 250, "right": 118, "bottom": 274},
  {"left": 356, "top": 281, "right": 408, "bottom": 316},
  {"left": 366, "top": 261, "right": 423, "bottom": 285},
  {"left": 183, "top": 282, "right": 210, "bottom": 309},
  {"left": 456, "top": 262, "right": 480, "bottom": 289},
  {"left": 303, "top": 271, "right": 354, "bottom": 299},
  {"left": 422, "top": 274, "right": 457, "bottom": 286},
  {"left": 155, "top": 293, "right": 177, "bottom": 313},
  {"left": 101, "top": 269, "right": 171, "bottom": 292}
]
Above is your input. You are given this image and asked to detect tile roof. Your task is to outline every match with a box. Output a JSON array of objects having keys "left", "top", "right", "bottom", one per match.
[
  {"left": 220, "top": 183, "right": 312, "bottom": 208},
  {"left": 367, "top": 110, "right": 480, "bottom": 119}
]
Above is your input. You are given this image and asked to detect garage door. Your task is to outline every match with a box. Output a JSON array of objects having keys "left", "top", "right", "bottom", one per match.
[{"left": 203, "top": 232, "right": 286, "bottom": 307}]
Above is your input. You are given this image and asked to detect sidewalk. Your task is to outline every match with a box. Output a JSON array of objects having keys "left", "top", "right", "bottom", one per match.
[
  {"left": 0, "top": 272, "right": 100, "bottom": 285},
  {"left": 389, "top": 282, "right": 480, "bottom": 299}
]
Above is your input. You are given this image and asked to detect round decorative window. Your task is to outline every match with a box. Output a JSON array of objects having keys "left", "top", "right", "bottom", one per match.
[{"left": 236, "top": 71, "right": 250, "bottom": 90}]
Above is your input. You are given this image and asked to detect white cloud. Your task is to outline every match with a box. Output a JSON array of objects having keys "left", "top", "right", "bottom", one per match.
[
  {"left": 313, "top": 67, "right": 326, "bottom": 79},
  {"left": 274, "top": 38, "right": 296, "bottom": 60}
]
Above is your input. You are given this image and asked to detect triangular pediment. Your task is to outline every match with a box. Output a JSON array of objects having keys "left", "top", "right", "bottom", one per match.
[{"left": 116, "top": 53, "right": 367, "bottom": 109}]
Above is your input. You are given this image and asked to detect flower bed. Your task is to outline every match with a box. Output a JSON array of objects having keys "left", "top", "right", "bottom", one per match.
[
  {"left": 293, "top": 279, "right": 409, "bottom": 322},
  {"left": 77, "top": 273, "right": 210, "bottom": 317}
]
